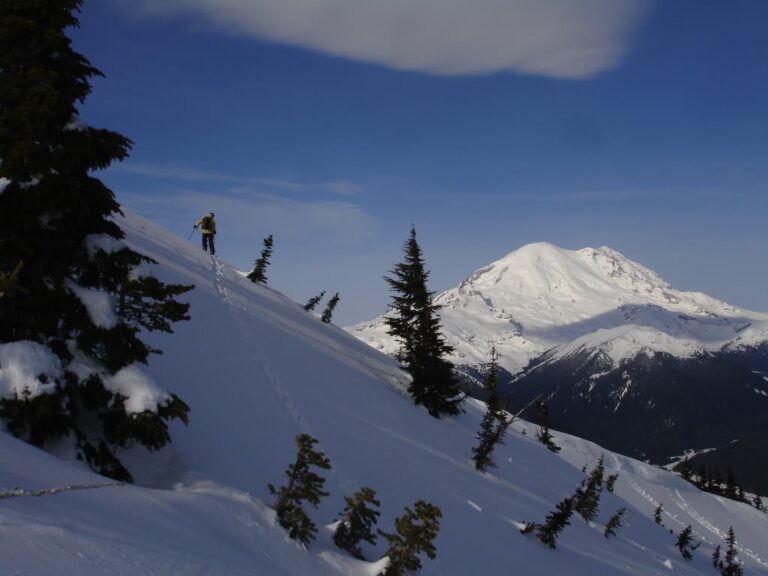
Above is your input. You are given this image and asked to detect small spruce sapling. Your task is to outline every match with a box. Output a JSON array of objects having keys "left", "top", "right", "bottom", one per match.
[
  {"left": 247, "top": 234, "right": 274, "bottom": 284},
  {"left": 321, "top": 292, "right": 340, "bottom": 324},
  {"left": 379, "top": 500, "right": 442, "bottom": 576},
  {"left": 268, "top": 433, "right": 332, "bottom": 546},
  {"left": 606, "top": 472, "right": 619, "bottom": 492},
  {"left": 334, "top": 486, "right": 381, "bottom": 560},
  {"left": 676, "top": 525, "right": 698, "bottom": 561},
  {"left": 721, "top": 526, "right": 743, "bottom": 576},
  {"left": 535, "top": 399, "right": 560, "bottom": 453},
  {"left": 304, "top": 291, "right": 326, "bottom": 312},
  {"left": 712, "top": 545, "right": 722, "bottom": 568},
  {"left": 472, "top": 347, "right": 510, "bottom": 471},
  {"left": 604, "top": 507, "right": 626, "bottom": 538},
  {"left": 654, "top": 504, "right": 664, "bottom": 525},
  {"left": 521, "top": 496, "right": 575, "bottom": 550},
  {"left": 575, "top": 455, "right": 604, "bottom": 522}
]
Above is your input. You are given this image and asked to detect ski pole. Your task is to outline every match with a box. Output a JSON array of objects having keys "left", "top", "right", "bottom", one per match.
[{"left": 187, "top": 228, "right": 197, "bottom": 241}]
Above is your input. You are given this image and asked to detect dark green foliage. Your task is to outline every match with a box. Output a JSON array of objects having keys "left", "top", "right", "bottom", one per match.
[
  {"left": 536, "top": 496, "right": 575, "bottom": 549},
  {"left": 384, "top": 227, "right": 463, "bottom": 418},
  {"left": 721, "top": 526, "right": 743, "bottom": 576},
  {"left": 753, "top": 494, "right": 764, "bottom": 511},
  {"left": 0, "top": 0, "right": 192, "bottom": 480},
  {"left": 676, "top": 525, "right": 698, "bottom": 561},
  {"left": 321, "top": 292, "right": 340, "bottom": 324},
  {"left": 678, "top": 458, "right": 693, "bottom": 482},
  {"left": 574, "top": 455, "right": 604, "bottom": 522},
  {"left": 0, "top": 261, "right": 25, "bottom": 297},
  {"left": 334, "top": 486, "right": 381, "bottom": 560},
  {"left": 379, "top": 500, "right": 442, "bottom": 576},
  {"left": 472, "top": 348, "right": 510, "bottom": 471},
  {"left": 246, "top": 234, "right": 274, "bottom": 284},
  {"left": 605, "top": 472, "right": 619, "bottom": 492},
  {"left": 268, "top": 433, "right": 332, "bottom": 546},
  {"left": 604, "top": 507, "right": 626, "bottom": 538},
  {"left": 654, "top": 504, "right": 664, "bottom": 525},
  {"left": 713, "top": 545, "right": 722, "bottom": 568},
  {"left": 535, "top": 400, "right": 560, "bottom": 453},
  {"left": 304, "top": 291, "right": 326, "bottom": 312}
]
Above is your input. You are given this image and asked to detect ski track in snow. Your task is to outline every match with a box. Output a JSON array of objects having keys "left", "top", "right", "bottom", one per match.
[
  {"left": 0, "top": 482, "right": 122, "bottom": 500},
  {"left": 210, "top": 257, "right": 355, "bottom": 496},
  {"left": 628, "top": 480, "right": 768, "bottom": 568},
  {"left": 211, "top": 257, "right": 310, "bottom": 434}
]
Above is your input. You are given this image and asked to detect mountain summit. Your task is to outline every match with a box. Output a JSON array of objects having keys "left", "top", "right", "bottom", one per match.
[{"left": 350, "top": 242, "right": 768, "bottom": 374}]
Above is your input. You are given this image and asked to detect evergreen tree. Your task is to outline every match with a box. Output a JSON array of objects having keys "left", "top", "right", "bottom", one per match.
[
  {"left": 535, "top": 496, "right": 575, "bottom": 549},
  {"left": 654, "top": 504, "right": 664, "bottom": 525},
  {"left": 604, "top": 507, "right": 627, "bottom": 539},
  {"left": 574, "top": 455, "right": 604, "bottom": 523},
  {"left": 676, "top": 525, "right": 698, "bottom": 561},
  {"left": 383, "top": 227, "right": 463, "bottom": 417},
  {"left": 725, "top": 468, "right": 739, "bottom": 500},
  {"left": 605, "top": 472, "right": 619, "bottom": 492},
  {"left": 752, "top": 494, "right": 764, "bottom": 511},
  {"left": 304, "top": 291, "right": 326, "bottom": 312},
  {"left": 678, "top": 458, "right": 693, "bottom": 482},
  {"left": 712, "top": 545, "right": 722, "bottom": 569},
  {"left": 721, "top": 526, "right": 743, "bottom": 576},
  {"left": 472, "top": 347, "right": 510, "bottom": 471},
  {"left": 246, "top": 234, "right": 273, "bottom": 284},
  {"left": 268, "top": 433, "right": 332, "bottom": 546},
  {"left": 535, "top": 400, "right": 560, "bottom": 453},
  {"left": 0, "top": 0, "right": 191, "bottom": 482},
  {"left": 379, "top": 500, "right": 442, "bottom": 576},
  {"left": 320, "top": 292, "right": 340, "bottom": 324},
  {"left": 334, "top": 486, "right": 381, "bottom": 560}
]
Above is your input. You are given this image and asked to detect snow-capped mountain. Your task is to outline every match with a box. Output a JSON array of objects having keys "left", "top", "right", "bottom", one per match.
[
  {"left": 4, "top": 215, "right": 768, "bottom": 575},
  {"left": 349, "top": 242, "right": 768, "bottom": 374},
  {"left": 349, "top": 243, "right": 768, "bottom": 492}
]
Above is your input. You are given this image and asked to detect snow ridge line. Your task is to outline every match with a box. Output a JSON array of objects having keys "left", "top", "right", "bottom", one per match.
[{"left": 0, "top": 482, "right": 122, "bottom": 500}]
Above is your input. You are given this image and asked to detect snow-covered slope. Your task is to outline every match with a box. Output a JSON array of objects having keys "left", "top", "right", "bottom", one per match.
[
  {"left": 2, "top": 216, "right": 767, "bottom": 575},
  {"left": 349, "top": 242, "right": 768, "bottom": 374}
]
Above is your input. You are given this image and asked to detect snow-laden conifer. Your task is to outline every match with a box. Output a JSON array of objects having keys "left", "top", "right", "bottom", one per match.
[{"left": 0, "top": 0, "right": 191, "bottom": 481}]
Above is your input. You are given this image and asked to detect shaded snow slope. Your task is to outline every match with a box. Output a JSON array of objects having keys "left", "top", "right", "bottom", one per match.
[
  {"left": 2, "top": 214, "right": 767, "bottom": 575},
  {"left": 349, "top": 242, "right": 768, "bottom": 373}
]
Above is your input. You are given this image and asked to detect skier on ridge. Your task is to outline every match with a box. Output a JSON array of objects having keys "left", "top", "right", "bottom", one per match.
[{"left": 193, "top": 212, "right": 217, "bottom": 255}]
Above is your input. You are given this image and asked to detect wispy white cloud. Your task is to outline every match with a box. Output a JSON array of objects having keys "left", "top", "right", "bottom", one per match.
[
  {"left": 115, "top": 162, "right": 363, "bottom": 197},
  {"left": 121, "top": 187, "right": 375, "bottom": 243},
  {"left": 132, "top": 0, "right": 651, "bottom": 79}
]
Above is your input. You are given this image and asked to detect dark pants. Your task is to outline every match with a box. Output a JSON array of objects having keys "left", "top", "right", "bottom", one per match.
[{"left": 202, "top": 233, "right": 216, "bottom": 255}]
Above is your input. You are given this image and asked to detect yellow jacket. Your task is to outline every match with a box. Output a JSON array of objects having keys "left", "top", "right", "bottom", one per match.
[{"left": 195, "top": 214, "right": 216, "bottom": 235}]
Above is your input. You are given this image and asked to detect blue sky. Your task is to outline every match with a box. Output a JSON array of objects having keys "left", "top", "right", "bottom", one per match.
[{"left": 73, "top": 0, "right": 768, "bottom": 325}]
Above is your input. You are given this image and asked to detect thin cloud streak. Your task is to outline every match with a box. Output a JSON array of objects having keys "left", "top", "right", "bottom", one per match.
[
  {"left": 121, "top": 187, "right": 375, "bottom": 243},
  {"left": 132, "top": 0, "right": 652, "bottom": 79},
  {"left": 115, "top": 162, "right": 363, "bottom": 197}
]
